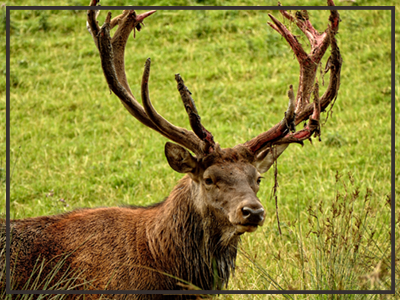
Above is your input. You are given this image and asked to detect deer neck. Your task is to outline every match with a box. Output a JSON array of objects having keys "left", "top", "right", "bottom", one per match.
[{"left": 146, "top": 175, "right": 239, "bottom": 290}]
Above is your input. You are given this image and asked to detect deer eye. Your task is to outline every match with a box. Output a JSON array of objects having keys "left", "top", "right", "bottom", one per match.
[
  {"left": 205, "top": 178, "right": 213, "bottom": 185},
  {"left": 257, "top": 177, "right": 262, "bottom": 185}
]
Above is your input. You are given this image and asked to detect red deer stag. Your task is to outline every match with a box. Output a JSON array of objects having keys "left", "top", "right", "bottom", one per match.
[{"left": 1, "top": 1, "right": 341, "bottom": 298}]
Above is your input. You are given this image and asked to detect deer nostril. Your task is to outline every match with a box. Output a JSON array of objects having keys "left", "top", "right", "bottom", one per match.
[
  {"left": 242, "top": 207, "right": 264, "bottom": 223},
  {"left": 242, "top": 207, "right": 251, "bottom": 218}
]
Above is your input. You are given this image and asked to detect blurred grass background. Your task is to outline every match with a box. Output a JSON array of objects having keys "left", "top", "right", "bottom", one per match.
[{"left": 0, "top": 0, "right": 398, "bottom": 297}]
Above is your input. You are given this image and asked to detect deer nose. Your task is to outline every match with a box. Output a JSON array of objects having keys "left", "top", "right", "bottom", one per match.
[{"left": 241, "top": 207, "right": 265, "bottom": 224}]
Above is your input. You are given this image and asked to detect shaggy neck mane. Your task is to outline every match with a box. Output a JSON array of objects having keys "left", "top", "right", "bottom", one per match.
[{"left": 146, "top": 175, "right": 240, "bottom": 290}]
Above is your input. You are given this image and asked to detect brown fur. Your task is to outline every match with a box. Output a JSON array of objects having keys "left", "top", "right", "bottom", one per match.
[{"left": 0, "top": 147, "right": 265, "bottom": 299}]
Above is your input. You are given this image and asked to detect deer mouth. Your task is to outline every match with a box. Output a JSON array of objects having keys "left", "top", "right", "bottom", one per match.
[{"left": 235, "top": 223, "right": 260, "bottom": 234}]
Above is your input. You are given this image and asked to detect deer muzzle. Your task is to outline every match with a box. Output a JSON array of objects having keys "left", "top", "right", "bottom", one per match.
[
  {"left": 242, "top": 207, "right": 265, "bottom": 224},
  {"left": 232, "top": 201, "right": 265, "bottom": 234}
]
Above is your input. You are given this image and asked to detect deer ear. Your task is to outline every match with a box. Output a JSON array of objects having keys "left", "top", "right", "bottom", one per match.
[
  {"left": 165, "top": 142, "right": 198, "bottom": 174},
  {"left": 253, "top": 144, "right": 290, "bottom": 174}
]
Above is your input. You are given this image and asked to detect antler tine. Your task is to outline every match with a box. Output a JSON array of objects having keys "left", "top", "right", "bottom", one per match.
[
  {"left": 110, "top": 9, "right": 156, "bottom": 98},
  {"left": 87, "top": 0, "right": 101, "bottom": 46},
  {"left": 88, "top": 9, "right": 159, "bottom": 131},
  {"left": 267, "top": 13, "right": 309, "bottom": 65},
  {"left": 175, "top": 74, "right": 216, "bottom": 153},
  {"left": 87, "top": 2, "right": 208, "bottom": 157},
  {"left": 109, "top": 10, "right": 130, "bottom": 30},
  {"left": 294, "top": 28, "right": 342, "bottom": 123},
  {"left": 278, "top": 5, "right": 320, "bottom": 50},
  {"left": 141, "top": 59, "right": 208, "bottom": 157},
  {"left": 274, "top": 81, "right": 321, "bottom": 146},
  {"left": 245, "top": 1, "right": 341, "bottom": 172}
]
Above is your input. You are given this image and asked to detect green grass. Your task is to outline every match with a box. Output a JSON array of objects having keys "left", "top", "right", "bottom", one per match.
[{"left": 1, "top": 0, "right": 398, "bottom": 298}]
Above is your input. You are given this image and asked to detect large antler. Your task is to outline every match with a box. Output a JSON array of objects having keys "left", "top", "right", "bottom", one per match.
[
  {"left": 87, "top": 0, "right": 216, "bottom": 157},
  {"left": 244, "top": 0, "right": 342, "bottom": 173},
  {"left": 87, "top": 1, "right": 341, "bottom": 169}
]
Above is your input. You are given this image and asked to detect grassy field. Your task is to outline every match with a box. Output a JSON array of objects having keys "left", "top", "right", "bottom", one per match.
[{"left": 1, "top": 0, "right": 399, "bottom": 298}]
